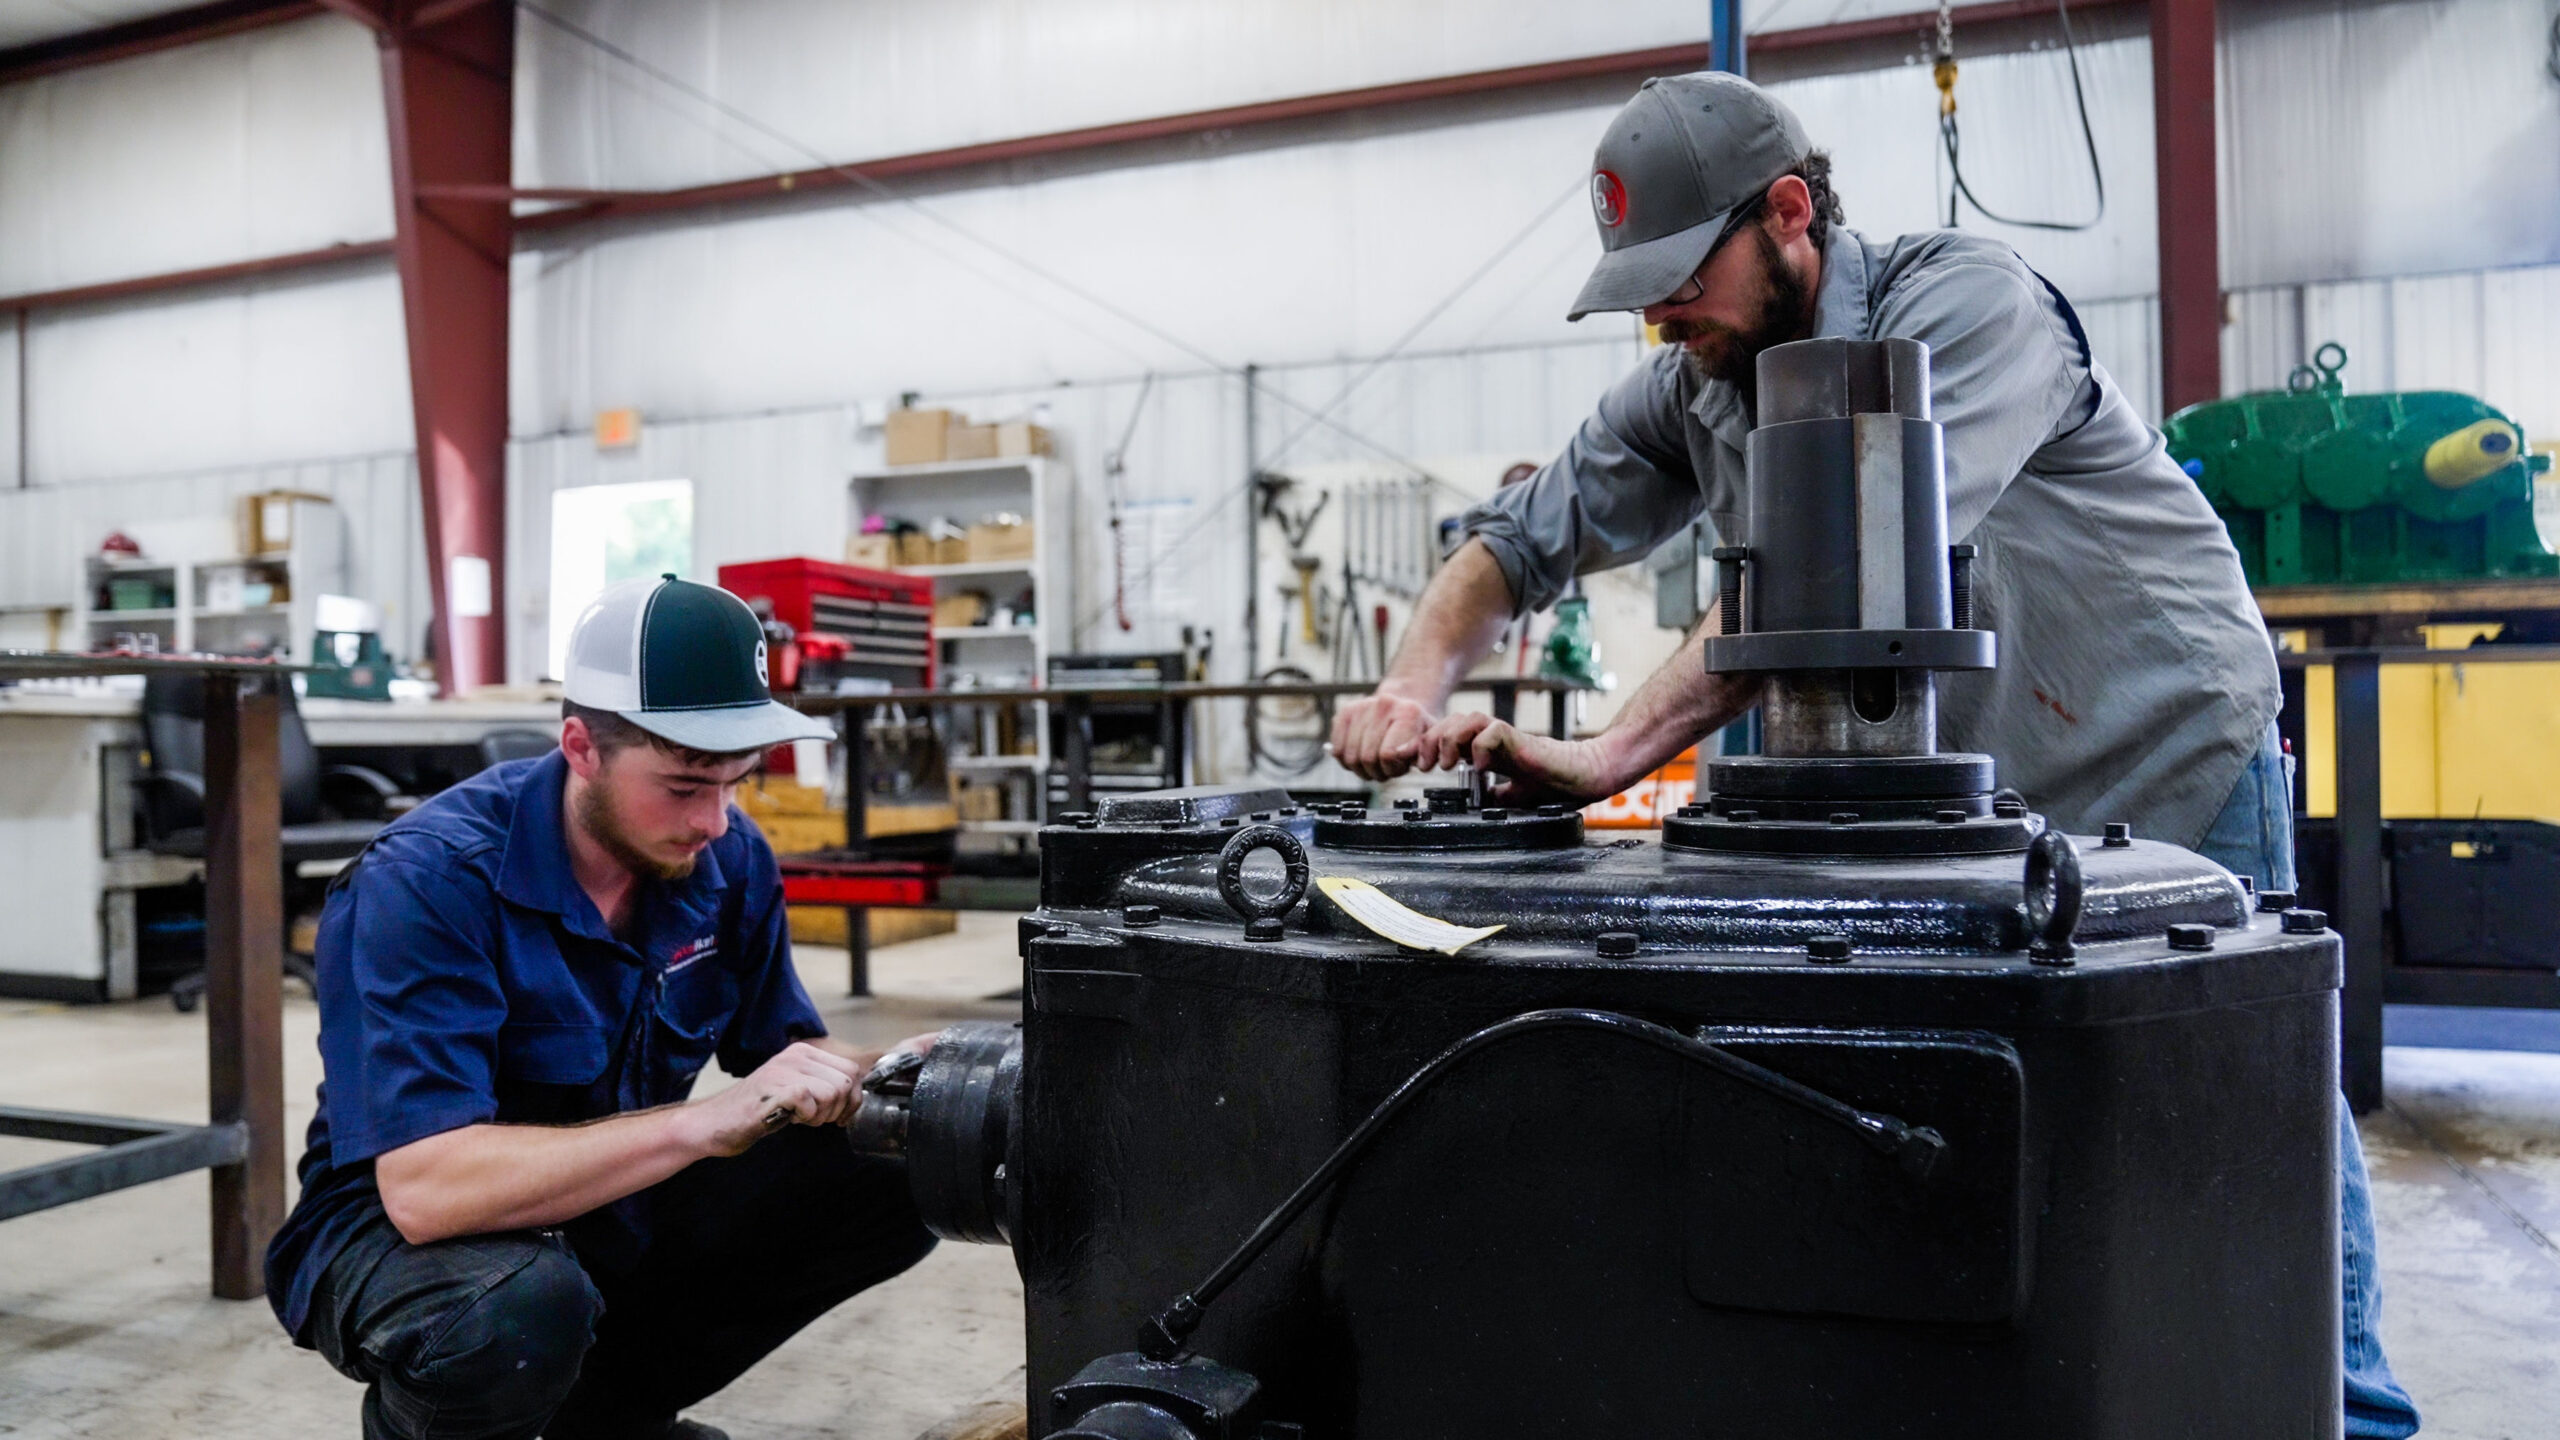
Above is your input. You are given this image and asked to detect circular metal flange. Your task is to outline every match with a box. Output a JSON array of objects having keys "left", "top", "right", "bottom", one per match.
[
  {"left": 1663, "top": 809, "right": 2039, "bottom": 858},
  {"left": 1710, "top": 793, "right": 1992, "bottom": 823},
  {"left": 900, "top": 1020, "right": 1023, "bottom": 1245},
  {"left": 1313, "top": 806, "right": 1583, "bottom": 852},
  {"left": 1703, "top": 627, "right": 1997, "bottom": 674},
  {"left": 1217, "top": 824, "right": 1309, "bottom": 920},
  {"left": 1707, "top": 753, "right": 1996, "bottom": 801}
]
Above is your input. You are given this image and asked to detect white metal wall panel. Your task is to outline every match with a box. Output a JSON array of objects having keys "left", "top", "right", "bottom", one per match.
[
  {"left": 0, "top": 313, "right": 19, "bottom": 489},
  {"left": 515, "top": 0, "right": 1724, "bottom": 192},
  {"left": 0, "top": 450, "right": 424, "bottom": 631},
  {"left": 2071, "top": 292, "right": 2160, "bottom": 423},
  {"left": 2213, "top": 260, "right": 2560, "bottom": 441},
  {"left": 2222, "top": 0, "right": 2560, "bottom": 289},
  {"left": 509, "top": 100, "right": 1616, "bottom": 434},
  {"left": 23, "top": 267, "right": 411, "bottom": 485},
  {"left": 1775, "top": 37, "right": 2158, "bottom": 306},
  {"left": 0, "top": 15, "right": 391, "bottom": 298},
  {"left": 2482, "top": 265, "right": 2560, "bottom": 443}
]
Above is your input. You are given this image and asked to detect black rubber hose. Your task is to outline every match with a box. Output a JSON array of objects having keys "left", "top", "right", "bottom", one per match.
[{"left": 1137, "top": 1007, "right": 1948, "bottom": 1360}]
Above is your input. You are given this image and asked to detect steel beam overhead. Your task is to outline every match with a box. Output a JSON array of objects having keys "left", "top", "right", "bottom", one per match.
[
  {"left": 0, "top": 0, "right": 319, "bottom": 86},
  {"left": 1, "top": 0, "right": 2139, "bottom": 318},
  {"left": 378, "top": 0, "right": 514, "bottom": 695},
  {"left": 2151, "top": 0, "right": 2221, "bottom": 413}
]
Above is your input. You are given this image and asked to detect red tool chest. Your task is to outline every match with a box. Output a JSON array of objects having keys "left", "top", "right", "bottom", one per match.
[{"left": 717, "top": 557, "right": 936, "bottom": 691}]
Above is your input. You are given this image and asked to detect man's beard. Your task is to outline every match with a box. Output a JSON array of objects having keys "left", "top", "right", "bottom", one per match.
[
  {"left": 1657, "top": 228, "right": 1813, "bottom": 391},
  {"left": 575, "top": 775, "right": 698, "bottom": 882}
]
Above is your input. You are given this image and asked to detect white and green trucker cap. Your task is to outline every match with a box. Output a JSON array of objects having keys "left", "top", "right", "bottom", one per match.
[{"left": 562, "top": 575, "right": 834, "bottom": 753}]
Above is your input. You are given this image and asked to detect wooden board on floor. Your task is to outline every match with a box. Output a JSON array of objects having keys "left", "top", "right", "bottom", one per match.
[
  {"left": 913, "top": 1401, "right": 1027, "bottom": 1440},
  {"left": 788, "top": 906, "right": 958, "bottom": 948}
]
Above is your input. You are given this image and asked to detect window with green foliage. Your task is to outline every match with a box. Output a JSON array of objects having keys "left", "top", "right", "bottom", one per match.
[{"left": 548, "top": 480, "right": 694, "bottom": 679}]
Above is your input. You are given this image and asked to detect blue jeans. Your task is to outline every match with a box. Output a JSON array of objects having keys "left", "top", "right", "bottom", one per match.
[{"left": 2192, "top": 724, "right": 2420, "bottom": 1437}]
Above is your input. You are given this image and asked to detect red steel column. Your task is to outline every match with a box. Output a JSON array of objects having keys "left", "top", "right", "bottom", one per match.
[
  {"left": 379, "top": 2, "right": 512, "bottom": 694},
  {"left": 2151, "top": 0, "right": 2220, "bottom": 413}
]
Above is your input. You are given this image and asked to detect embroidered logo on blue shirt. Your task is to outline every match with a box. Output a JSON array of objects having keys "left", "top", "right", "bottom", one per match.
[{"left": 666, "top": 933, "right": 719, "bottom": 974}]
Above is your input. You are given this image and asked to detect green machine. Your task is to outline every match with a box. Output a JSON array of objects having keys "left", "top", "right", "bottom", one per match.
[
  {"left": 305, "top": 594, "right": 394, "bottom": 701},
  {"left": 2163, "top": 343, "right": 2555, "bottom": 587}
]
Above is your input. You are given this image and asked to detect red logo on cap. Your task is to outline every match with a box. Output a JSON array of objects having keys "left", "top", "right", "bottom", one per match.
[{"left": 1592, "top": 170, "right": 1628, "bottom": 228}]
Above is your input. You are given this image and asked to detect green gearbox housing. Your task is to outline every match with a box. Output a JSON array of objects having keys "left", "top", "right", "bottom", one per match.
[{"left": 2163, "top": 343, "right": 2556, "bottom": 587}]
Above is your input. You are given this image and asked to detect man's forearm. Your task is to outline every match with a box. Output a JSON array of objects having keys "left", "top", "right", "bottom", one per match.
[
  {"left": 1376, "top": 539, "right": 1519, "bottom": 708},
  {"left": 1589, "top": 615, "right": 1764, "bottom": 790},
  {"left": 377, "top": 1107, "right": 707, "bottom": 1245}
]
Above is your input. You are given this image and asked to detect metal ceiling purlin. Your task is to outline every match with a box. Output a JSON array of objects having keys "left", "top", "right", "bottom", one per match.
[
  {"left": 0, "top": 0, "right": 320, "bottom": 86},
  {"left": 2151, "top": 0, "right": 2220, "bottom": 412},
  {"left": 377, "top": 0, "right": 513, "bottom": 695}
]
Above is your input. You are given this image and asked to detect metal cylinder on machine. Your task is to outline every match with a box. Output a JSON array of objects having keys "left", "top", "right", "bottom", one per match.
[
  {"left": 1703, "top": 337, "right": 1994, "bottom": 761},
  {"left": 1680, "top": 337, "right": 2020, "bottom": 855},
  {"left": 842, "top": 1020, "right": 1022, "bottom": 1245}
]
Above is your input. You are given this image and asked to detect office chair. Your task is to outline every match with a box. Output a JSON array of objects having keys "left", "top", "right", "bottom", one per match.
[
  {"left": 136, "top": 672, "right": 400, "bottom": 1011},
  {"left": 476, "top": 728, "right": 560, "bottom": 771}
]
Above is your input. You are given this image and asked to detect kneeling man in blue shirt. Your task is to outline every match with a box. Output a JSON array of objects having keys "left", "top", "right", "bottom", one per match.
[{"left": 266, "top": 575, "right": 938, "bottom": 1440}]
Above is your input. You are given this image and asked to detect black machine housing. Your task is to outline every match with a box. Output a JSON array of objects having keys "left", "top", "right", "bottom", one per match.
[{"left": 856, "top": 339, "right": 2347, "bottom": 1439}]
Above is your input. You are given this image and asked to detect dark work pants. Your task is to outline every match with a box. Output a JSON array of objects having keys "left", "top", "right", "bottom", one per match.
[{"left": 306, "top": 1127, "right": 937, "bottom": 1440}]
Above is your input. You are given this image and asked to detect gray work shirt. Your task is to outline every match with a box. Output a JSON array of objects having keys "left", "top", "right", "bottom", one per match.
[{"left": 1462, "top": 225, "right": 2279, "bottom": 847}]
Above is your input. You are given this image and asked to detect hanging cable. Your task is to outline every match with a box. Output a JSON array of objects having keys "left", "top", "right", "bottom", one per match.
[
  {"left": 1103, "top": 373, "right": 1157, "bottom": 633},
  {"left": 1934, "top": 0, "right": 2107, "bottom": 232}
]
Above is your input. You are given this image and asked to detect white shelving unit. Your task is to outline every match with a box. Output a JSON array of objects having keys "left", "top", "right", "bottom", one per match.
[
  {"left": 73, "top": 499, "right": 348, "bottom": 662},
  {"left": 849, "top": 456, "right": 1075, "bottom": 846}
]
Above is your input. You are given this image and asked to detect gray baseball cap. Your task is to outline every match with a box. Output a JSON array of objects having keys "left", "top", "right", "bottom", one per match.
[{"left": 1567, "top": 72, "right": 1810, "bottom": 321}]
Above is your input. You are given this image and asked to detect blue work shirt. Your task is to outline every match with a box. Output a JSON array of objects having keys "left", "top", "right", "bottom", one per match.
[{"left": 264, "top": 750, "right": 824, "bottom": 1341}]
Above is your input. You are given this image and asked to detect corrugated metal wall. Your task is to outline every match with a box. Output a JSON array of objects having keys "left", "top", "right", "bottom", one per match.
[
  {"left": 0, "top": 450, "right": 427, "bottom": 637},
  {"left": 5, "top": 0, "right": 2558, "bottom": 733}
]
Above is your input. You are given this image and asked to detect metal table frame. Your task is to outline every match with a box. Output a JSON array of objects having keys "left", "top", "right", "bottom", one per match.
[
  {"left": 0, "top": 653, "right": 289, "bottom": 1298},
  {"left": 2277, "top": 645, "right": 2560, "bottom": 1112},
  {"left": 790, "top": 677, "right": 1582, "bottom": 995}
]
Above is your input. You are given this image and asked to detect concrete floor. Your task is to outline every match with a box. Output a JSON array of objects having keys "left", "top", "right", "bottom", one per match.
[
  {"left": 0, "top": 915, "right": 1030, "bottom": 1440},
  {"left": 1, "top": 919, "right": 2556, "bottom": 1438}
]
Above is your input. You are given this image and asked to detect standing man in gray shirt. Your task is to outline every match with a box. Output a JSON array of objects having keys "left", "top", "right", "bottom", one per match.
[{"left": 1328, "top": 72, "right": 2419, "bottom": 1438}]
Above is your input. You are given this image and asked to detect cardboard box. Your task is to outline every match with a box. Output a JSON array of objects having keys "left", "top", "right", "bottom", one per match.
[
  {"left": 967, "top": 519, "right": 1035, "bottom": 563},
  {"left": 957, "top": 782, "right": 1005, "bottom": 823},
  {"left": 933, "top": 592, "right": 989, "bottom": 629},
  {"left": 844, "top": 533, "right": 896, "bottom": 570},
  {"left": 883, "top": 408, "right": 952, "bottom": 466},
  {"left": 946, "top": 423, "right": 999, "bottom": 461},
  {"left": 996, "top": 422, "right": 1054, "bottom": 457}
]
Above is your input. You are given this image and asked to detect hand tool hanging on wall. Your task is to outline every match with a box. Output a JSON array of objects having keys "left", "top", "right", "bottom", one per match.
[{"left": 1345, "top": 477, "right": 1434, "bottom": 601}]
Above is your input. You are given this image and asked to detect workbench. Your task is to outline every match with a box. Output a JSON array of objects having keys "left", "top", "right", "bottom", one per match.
[
  {"left": 2278, "top": 644, "right": 2560, "bottom": 1113},
  {"left": 0, "top": 688, "right": 557, "bottom": 1000},
  {"left": 0, "top": 653, "right": 293, "bottom": 1300}
]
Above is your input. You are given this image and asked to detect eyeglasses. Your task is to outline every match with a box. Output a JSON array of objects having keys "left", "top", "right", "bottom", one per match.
[{"left": 1651, "top": 190, "right": 1769, "bottom": 310}]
